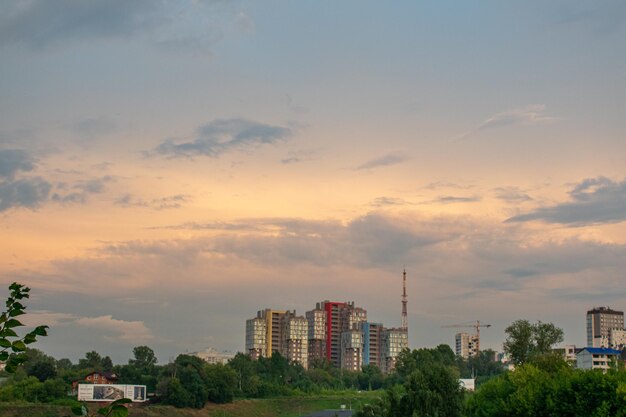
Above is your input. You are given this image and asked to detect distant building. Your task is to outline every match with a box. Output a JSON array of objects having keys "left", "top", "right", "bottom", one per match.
[
  {"left": 245, "top": 308, "right": 308, "bottom": 368},
  {"left": 340, "top": 329, "right": 364, "bottom": 371},
  {"left": 455, "top": 332, "right": 479, "bottom": 359},
  {"left": 381, "top": 327, "right": 408, "bottom": 374},
  {"left": 306, "top": 301, "right": 367, "bottom": 369},
  {"left": 609, "top": 329, "right": 626, "bottom": 349},
  {"left": 587, "top": 307, "right": 624, "bottom": 348},
  {"left": 191, "top": 347, "right": 235, "bottom": 365},
  {"left": 283, "top": 311, "right": 308, "bottom": 368},
  {"left": 362, "top": 322, "right": 383, "bottom": 369},
  {"left": 306, "top": 307, "right": 327, "bottom": 366},
  {"left": 459, "top": 378, "right": 475, "bottom": 391},
  {"left": 576, "top": 347, "right": 621, "bottom": 372}
]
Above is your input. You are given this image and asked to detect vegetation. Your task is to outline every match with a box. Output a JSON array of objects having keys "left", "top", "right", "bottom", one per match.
[
  {"left": 3, "top": 284, "right": 624, "bottom": 417},
  {"left": 503, "top": 320, "right": 564, "bottom": 365},
  {"left": 0, "top": 282, "right": 48, "bottom": 373}
]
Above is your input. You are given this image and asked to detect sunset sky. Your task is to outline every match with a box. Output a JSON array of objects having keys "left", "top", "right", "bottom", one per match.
[{"left": 1, "top": 0, "right": 626, "bottom": 364}]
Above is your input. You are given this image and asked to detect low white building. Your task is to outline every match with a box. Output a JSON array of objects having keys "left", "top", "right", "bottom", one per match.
[
  {"left": 576, "top": 347, "right": 621, "bottom": 372},
  {"left": 191, "top": 347, "right": 235, "bottom": 365}
]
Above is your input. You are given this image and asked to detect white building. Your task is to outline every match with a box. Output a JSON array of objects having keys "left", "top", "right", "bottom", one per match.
[
  {"left": 191, "top": 347, "right": 235, "bottom": 365},
  {"left": 576, "top": 347, "right": 621, "bottom": 372}
]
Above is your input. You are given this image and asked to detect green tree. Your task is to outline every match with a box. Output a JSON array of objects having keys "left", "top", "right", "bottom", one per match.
[
  {"left": 0, "top": 282, "right": 48, "bottom": 373},
  {"left": 205, "top": 363, "right": 238, "bottom": 403},
  {"left": 503, "top": 320, "right": 564, "bottom": 365},
  {"left": 129, "top": 345, "right": 157, "bottom": 370}
]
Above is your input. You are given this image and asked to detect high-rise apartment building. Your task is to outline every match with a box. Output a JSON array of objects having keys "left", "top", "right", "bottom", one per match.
[
  {"left": 381, "top": 327, "right": 408, "bottom": 373},
  {"left": 306, "top": 307, "right": 326, "bottom": 365},
  {"left": 283, "top": 311, "right": 308, "bottom": 368},
  {"left": 340, "top": 329, "right": 364, "bottom": 371},
  {"left": 307, "top": 301, "right": 367, "bottom": 368},
  {"left": 362, "top": 322, "right": 383, "bottom": 369},
  {"left": 245, "top": 308, "right": 308, "bottom": 368},
  {"left": 245, "top": 316, "right": 266, "bottom": 360},
  {"left": 455, "top": 332, "right": 479, "bottom": 359},
  {"left": 587, "top": 307, "right": 624, "bottom": 348}
]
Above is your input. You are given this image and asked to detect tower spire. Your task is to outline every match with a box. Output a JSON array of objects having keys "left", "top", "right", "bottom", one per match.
[{"left": 401, "top": 268, "right": 408, "bottom": 331}]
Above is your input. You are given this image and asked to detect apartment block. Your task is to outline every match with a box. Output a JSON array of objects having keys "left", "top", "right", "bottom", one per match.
[
  {"left": 340, "top": 329, "right": 364, "bottom": 371},
  {"left": 576, "top": 347, "right": 621, "bottom": 372},
  {"left": 455, "top": 332, "right": 479, "bottom": 359},
  {"left": 362, "top": 322, "right": 383, "bottom": 369},
  {"left": 382, "top": 327, "right": 408, "bottom": 374},
  {"left": 587, "top": 307, "right": 624, "bottom": 348},
  {"left": 306, "top": 307, "right": 326, "bottom": 365},
  {"left": 245, "top": 308, "right": 308, "bottom": 368}
]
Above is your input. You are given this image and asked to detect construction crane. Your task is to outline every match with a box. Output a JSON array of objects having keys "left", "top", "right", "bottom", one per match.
[{"left": 442, "top": 320, "right": 492, "bottom": 353}]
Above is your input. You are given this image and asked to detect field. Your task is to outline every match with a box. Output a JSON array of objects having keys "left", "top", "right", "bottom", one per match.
[{"left": 0, "top": 392, "right": 382, "bottom": 417}]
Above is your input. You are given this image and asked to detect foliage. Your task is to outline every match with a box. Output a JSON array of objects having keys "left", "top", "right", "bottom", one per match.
[
  {"left": 503, "top": 320, "right": 564, "bottom": 365},
  {"left": 465, "top": 363, "right": 626, "bottom": 417},
  {"left": 355, "top": 346, "right": 464, "bottom": 417},
  {"left": 66, "top": 398, "right": 132, "bottom": 417},
  {"left": 0, "top": 282, "right": 48, "bottom": 373}
]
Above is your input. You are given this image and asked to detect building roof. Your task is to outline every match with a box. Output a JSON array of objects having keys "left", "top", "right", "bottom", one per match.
[
  {"left": 587, "top": 306, "right": 624, "bottom": 315},
  {"left": 579, "top": 347, "right": 621, "bottom": 355}
]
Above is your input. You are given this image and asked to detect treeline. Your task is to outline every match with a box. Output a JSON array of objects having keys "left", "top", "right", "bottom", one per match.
[{"left": 0, "top": 344, "right": 504, "bottom": 410}]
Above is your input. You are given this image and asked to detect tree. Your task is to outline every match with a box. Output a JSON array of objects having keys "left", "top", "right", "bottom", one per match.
[
  {"left": 129, "top": 345, "right": 157, "bottom": 370},
  {"left": 503, "top": 320, "right": 564, "bottom": 365},
  {"left": 0, "top": 283, "right": 48, "bottom": 373}
]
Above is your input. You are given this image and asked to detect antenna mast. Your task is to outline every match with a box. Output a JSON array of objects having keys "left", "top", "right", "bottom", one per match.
[{"left": 401, "top": 268, "right": 408, "bottom": 331}]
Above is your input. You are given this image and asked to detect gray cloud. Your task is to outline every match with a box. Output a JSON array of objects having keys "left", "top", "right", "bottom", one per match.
[
  {"left": 493, "top": 186, "right": 533, "bottom": 203},
  {"left": 507, "top": 176, "right": 626, "bottom": 226},
  {"left": 151, "top": 118, "right": 293, "bottom": 159},
  {"left": 0, "top": 0, "right": 159, "bottom": 48},
  {"left": 370, "top": 197, "right": 410, "bottom": 207},
  {"left": 434, "top": 196, "right": 481, "bottom": 204},
  {"left": 52, "top": 176, "right": 113, "bottom": 204},
  {"left": 0, "top": 149, "right": 36, "bottom": 179},
  {"left": 355, "top": 152, "right": 409, "bottom": 171},
  {"left": 458, "top": 105, "right": 556, "bottom": 140},
  {"left": 0, "top": 177, "right": 51, "bottom": 212},
  {"left": 115, "top": 194, "right": 191, "bottom": 210}
]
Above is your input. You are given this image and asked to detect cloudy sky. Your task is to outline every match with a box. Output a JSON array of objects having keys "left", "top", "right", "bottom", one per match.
[{"left": 1, "top": 0, "right": 626, "bottom": 364}]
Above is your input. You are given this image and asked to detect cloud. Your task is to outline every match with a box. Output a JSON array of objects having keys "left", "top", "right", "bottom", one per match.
[
  {"left": 0, "top": 177, "right": 51, "bottom": 212},
  {"left": 493, "top": 186, "right": 533, "bottom": 203},
  {"left": 150, "top": 118, "right": 293, "bottom": 159},
  {"left": 355, "top": 152, "right": 409, "bottom": 171},
  {"left": 51, "top": 176, "right": 113, "bottom": 204},
  {"left": 0, "top": 0, "right": 159, "bottom": 48},
  {"left": 0, "top": 149, "right": 36, "bottom": 179},
  {"left": 281, "top": 149, "right": 318, "bottom": 165},
  {"left": 506, "top": 176, "right": 626, "bottom": 226},
  {"left": 370, "top": 197, "right": 411, "bottom": 207},
  {"left": 434, "top": 196, "right": 481, "bottom": 204},
  {"left": 458, "top": 105, "right": 556, "bottom": 140},
  {"left": 75, "top": 315, "right": 154, "bottom": 343},
  {"left": 115, "top": 194, "right": 191, "bottom": 210}
]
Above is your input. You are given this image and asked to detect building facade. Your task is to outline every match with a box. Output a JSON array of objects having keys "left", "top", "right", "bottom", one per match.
[
  {"left": 245, "top": 308, "right": 308, "bottom": 368},
  {"left": 362, "top": 322, "right": 383, "bottom": 369},
  {"left": 455, "top": 332, "right": 479, "bottom": 359},
  {"left": 191, "top": 347, "right": 235, "bottom": 364},
  {"left": 576, "top": 347, "right": 621, "bottom": 372},
  {"left": 587, "top": 307, "right": 624, "bottom": 348},
  {"left": 381, "top": 328, "right": 408, "bottom": 374}
]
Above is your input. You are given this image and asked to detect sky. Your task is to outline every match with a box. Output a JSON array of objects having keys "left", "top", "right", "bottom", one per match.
[{"left": 1, "top": 0, "right": 626, "bottom": 365}]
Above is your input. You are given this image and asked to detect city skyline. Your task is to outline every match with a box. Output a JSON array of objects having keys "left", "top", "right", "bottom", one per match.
[{"left": 1, "top": 0, "right": 625, "bottom": 363}]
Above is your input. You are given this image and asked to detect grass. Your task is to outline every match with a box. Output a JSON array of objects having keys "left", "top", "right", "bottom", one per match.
[{"left": 0, "top": 392, "right": 383, "bottom": 417}]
